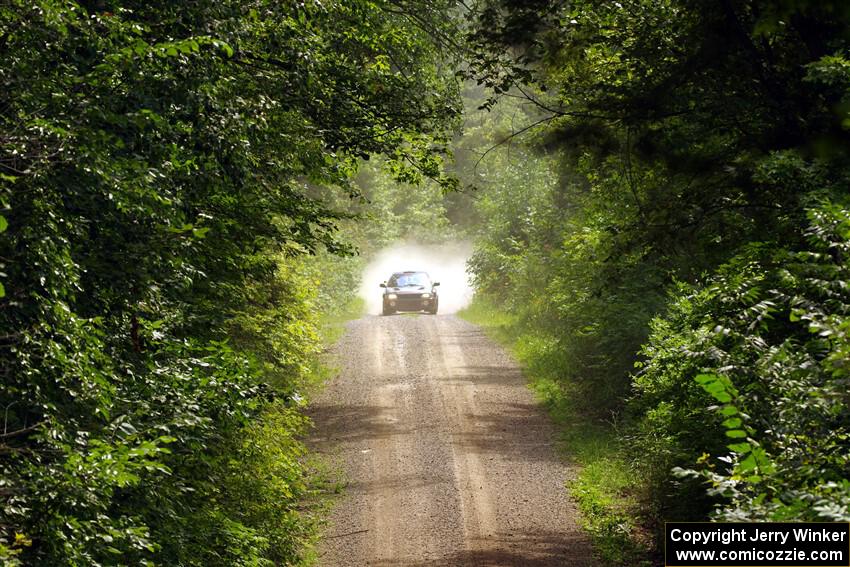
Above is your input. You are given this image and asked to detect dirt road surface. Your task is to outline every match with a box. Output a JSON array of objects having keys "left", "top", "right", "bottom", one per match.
[{"left": 308, "top": 314, "right": 597, "bottom": 567}]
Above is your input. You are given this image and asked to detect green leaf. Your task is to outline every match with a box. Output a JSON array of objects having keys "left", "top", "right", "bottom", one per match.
[
  {"left": 728, "top": 442, "right": 752, "bottom": 454},
  {"left": 0, "top": 214, "right": 6, "bottom": 233},
  {"left": 738, "top": 453, "right": 758, "bottom": 473},
  {"left": 217, "top": 41, "right": 234, "bottom": 57},
  {"left": 696, "top": 373, "right": 735, "bottom": 403},
  {"left": 695, "top": 373, "right": 717, "bottom": 384},
  {"left": 711, "top": 391, "right": 732, "bottom": 403},
  {"left": 722, "top": 417, "right": 742, "bottom": 428},
  {"left": 726, "top": 429, "right": 747, "bottom": 438},
  {"left": 752, "top": 447, "right": 776, "bottom": 474}
]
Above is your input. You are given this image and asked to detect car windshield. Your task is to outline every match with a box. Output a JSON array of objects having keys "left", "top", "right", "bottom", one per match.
[{"left": 388, "top": 272, "right": 430, "bottom": 287}]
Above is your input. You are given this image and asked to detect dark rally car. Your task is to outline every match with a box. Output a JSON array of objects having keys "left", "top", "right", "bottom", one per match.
[{"left": 380, "top": 271, "right": 440, "bottom": 315}]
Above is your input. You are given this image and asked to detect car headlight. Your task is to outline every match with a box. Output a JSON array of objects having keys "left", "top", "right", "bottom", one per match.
[
  {"left": 422, "top": 293, "right": 431, "bottom": 299},
  {"left": 386, "top": 293, "right": 397, "bottom": 300}
]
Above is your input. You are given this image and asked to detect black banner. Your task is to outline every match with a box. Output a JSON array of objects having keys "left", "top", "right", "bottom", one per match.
[{"left": 665, "top": 522, "right": 850, "bottom": 566}]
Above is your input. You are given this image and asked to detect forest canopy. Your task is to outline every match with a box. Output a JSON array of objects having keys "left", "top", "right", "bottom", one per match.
[
  {"left": 464, "top": 0, "right": 850, "bottom": 540},
  {"left": 0, "top": 1, "right": 460, "bottom": 564},
  {"left": 3, "top": 0, "right": 850, "bottom": 564}
]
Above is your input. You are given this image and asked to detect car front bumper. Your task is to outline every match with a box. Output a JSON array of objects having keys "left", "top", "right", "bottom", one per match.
[{"left": 385, "top": 296, "right": 434, "bottom": 311}]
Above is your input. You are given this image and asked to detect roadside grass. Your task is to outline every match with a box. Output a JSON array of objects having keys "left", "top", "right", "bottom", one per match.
[
  {"left": 299, "top": 294, "right": 366, "bottom": 564},
  {"left": 458, "top": 297, "right": 653, "bottom": 566},
  {"left": 319, "top": 296, "right": 366, "bottom": 346},
  {"left": 297, "top": 452, "right": 348, "bottom": 566},
  {"left": 312, "top": 295, "right": 366, "bottom": 395}
]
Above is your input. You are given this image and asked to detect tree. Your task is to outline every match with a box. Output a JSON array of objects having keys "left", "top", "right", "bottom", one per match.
[
  {"left": 464, "top": 0, "right": 850, "bottom": 538},
  {"left": 0, "top": 0, "right": 462, "bottom": 563}
]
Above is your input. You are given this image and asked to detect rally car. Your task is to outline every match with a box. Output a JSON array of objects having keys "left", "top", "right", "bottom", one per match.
[{"left": 380, "top": 271, "right": 440, "bottom": 315}]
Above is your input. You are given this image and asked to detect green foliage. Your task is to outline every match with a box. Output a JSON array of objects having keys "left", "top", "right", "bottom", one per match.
[
  {"left": 463, "top": 0, "right": 850, "bottom": 556},
  {"left": 1, "top": 0, "right": 461, "bottom": 564},
  {"left": 226, "top": 257, "right": 324, "bottom": 393},
  {"left": 635, "top": 204, "right": 850, "bottom": 522},
  {"left": 465, "top": 116, "right": 665, "bottom": 414}
]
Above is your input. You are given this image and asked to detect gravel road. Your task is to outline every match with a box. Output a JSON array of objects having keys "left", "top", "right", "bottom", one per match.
[{"left": 308, "top": 314, "right": 597, "bottom": 566}]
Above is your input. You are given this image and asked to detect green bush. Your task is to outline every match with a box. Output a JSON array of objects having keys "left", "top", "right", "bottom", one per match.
[
  {"left": 0, "top": 0, "right": 460, "bottom": 563},
  {"left": 1, "top": 257, "right": 322, "bottom": 566},
  {"left": 632, "top": 203, "right": 850, "bottom": 522},
  {"left": 461, "top": 0, "right": 850, "bottom": 557}
]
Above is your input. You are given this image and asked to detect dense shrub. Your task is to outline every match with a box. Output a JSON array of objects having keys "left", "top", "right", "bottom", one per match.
[
  {"left": 0, "top": 0, "right": 460, "bottom": 563},
  {"left": 632, "top": 203, "right": 850, "bottom": 522},
  {"left": 466, "top": 140, "right": 666, "bottom": 412},
  {"left": 462, "top": 0, "right": 850, "bottom": 555}
]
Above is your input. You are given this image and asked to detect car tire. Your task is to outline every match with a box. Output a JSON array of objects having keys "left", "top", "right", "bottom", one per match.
[
  {"left": 382, "top": 304, "right": 395, "bottom": 316},
  {"left": 428, "top": 299, "right": 438, "bottom": 315}
]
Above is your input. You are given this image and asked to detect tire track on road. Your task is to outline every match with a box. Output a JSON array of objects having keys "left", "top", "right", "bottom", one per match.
[{"left": 308, "top": 315, "right": 597, "bottom": 566}]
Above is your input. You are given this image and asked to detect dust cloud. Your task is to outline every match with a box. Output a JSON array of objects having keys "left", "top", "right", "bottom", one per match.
[{"left": 359, "top": 242, "right": 474, "bottom": 314}]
